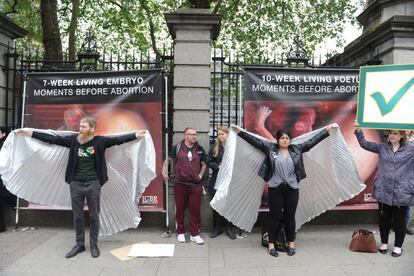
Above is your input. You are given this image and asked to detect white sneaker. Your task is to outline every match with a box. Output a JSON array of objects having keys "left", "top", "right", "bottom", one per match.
[
  {"left": 190, "top": 235, "right": 204, "bottom": 245},
  {"left": 177, "top": 234, "right": 185, "bottom": 243}
]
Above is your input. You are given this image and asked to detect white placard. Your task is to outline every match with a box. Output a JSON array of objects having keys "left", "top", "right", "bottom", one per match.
[
  {"left": 357, "top": 64, "right": 414, "bottom": 129},
  {"left": 128, "top": 244, "right": 175, "bottom": 257}
]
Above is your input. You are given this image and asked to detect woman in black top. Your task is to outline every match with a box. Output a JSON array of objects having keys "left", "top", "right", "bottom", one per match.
[
  {"left": 208, "top": 126, "right": 236, "bottom": 239},
  {"left": 0, "top": 127, "right": 16, "bottom": 233},
  {"left": 233, "top": 125, "right": 334, "bottom": 257}
]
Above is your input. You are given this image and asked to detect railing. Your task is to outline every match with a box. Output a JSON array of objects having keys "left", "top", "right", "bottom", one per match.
[
  {"left": 209, "top": 40, "right": 345, "bottom": 142},
  {"left": 2, "top": 36, "right": 173, "bottom": 129}
]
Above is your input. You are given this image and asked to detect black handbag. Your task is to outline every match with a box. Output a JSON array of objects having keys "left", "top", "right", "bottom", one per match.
[{"left": 261, "top": 223, "right": 288, "bottom": 251}]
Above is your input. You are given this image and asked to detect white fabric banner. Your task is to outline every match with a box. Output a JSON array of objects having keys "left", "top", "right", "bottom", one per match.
[
  {"left": 0, "top": 129, "right": 156, "bottom": 236},
  {"left": 210, "top": 125, "right": 365, "bottom": 232}
]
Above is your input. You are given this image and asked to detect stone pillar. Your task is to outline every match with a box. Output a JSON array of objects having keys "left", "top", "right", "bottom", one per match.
[
  {"left": 165, "top": 9, "right": 221, "bottom": 231},
  {"left": 0, "top": 13, "right": 27, "bottom": 126},
  {"left": 327, "top": 0, "right": 414, "bottom": 66},
  {"left": 165, "top": 9, "right": 221, "bottom": 149}
]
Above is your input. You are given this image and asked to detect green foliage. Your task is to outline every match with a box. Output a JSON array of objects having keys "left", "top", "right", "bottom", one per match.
[
  {"left": 75, "top": 0, "right": 183, "bottom": 54},
  {"left": 216, "top": 0, "right": 359, "bottom": 60},
  {"left": 1, "top": 0, "right": 362, "bottom": 60},
  {"left": 1, "top": 0, "right": 42, "bottom": 49}
]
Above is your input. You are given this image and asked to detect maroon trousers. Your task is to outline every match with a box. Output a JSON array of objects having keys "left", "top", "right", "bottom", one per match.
[{"left": 174, "top": 183, "right": 202, "bottom": 236}]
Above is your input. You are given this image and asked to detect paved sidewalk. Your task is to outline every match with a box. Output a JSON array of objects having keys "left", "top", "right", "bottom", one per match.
[{"left": 0, "top": 224, "right": 413, "bottom": 276}]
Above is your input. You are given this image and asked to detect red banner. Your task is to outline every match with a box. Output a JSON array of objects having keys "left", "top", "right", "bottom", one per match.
[
  {"left": 243, "top": 67, "right": 381, "bottom": 210},
  {"left": 25, "top": 70, "right": 165, "bottom": 211}
]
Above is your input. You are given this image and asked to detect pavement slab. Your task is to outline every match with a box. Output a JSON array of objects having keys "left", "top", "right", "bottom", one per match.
[{"left": 0, "top": 224, "right": 413, "bottom": 276}]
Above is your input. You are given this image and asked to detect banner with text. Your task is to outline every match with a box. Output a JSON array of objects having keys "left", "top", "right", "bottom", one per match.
[
  {"left": 25, "top": 70, "right": 164, "bottom": 211},
  {"left": 244, "top": 67, "right": 379, "bottom": 209}
]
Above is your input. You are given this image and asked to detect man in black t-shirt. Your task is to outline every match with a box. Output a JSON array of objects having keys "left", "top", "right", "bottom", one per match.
[{"left": 18, "top": 117, "right": 146, "bottom": 258}]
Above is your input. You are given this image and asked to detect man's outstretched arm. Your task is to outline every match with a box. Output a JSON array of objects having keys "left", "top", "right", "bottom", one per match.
[
  {"left": 16, "top": 128, "right": 71, "bottom": 147},
  {"left": 103, "top": 130, "right": 147, "bottom": 148}
]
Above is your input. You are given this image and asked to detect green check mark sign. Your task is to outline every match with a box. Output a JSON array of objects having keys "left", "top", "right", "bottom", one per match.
[{"left": 370, "top": 77, "right": 414, "bottom": 116}]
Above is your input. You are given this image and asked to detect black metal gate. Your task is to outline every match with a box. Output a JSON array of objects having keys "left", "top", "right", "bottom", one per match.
[
  {"left": 2, "top": 36, "right": 173, "bottom": 130},
  {"left": 209, "top": 40, "right": 354, "bottom": 142}
]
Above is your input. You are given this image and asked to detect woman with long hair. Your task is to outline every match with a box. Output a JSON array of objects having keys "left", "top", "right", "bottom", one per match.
[
  {"left": 208, "top": 126, "right": 236, "bottom": 239},
  {"left": 355, "top": 127, "right": 414, "bottom": 257},
  {"left": 233, "top": 124, "right": 334, "bottom": 256}
]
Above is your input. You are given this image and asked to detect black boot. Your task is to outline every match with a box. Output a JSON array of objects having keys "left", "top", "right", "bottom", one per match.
[
  {"left": 210, "top": 227, "right": 222, "bottom": 238},
  {"left": 226, "top": 225, "right": 237, "bottom": 240},
  {"left": 65, "top": 245, "right": 86, "bottom": 258},
  {"left": 91, "top": 245, "right": 100, "bottom": 258}
]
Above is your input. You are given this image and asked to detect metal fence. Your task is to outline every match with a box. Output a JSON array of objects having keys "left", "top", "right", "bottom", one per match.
[
  {"left": 209, "top": 41, "right": 337, "bottom": 142},
  {"left": 2, "top": 37, "right": 173, "bottom": 130},
  {"left": 4, "top": 37, "right": 350, "bottom": 144}
]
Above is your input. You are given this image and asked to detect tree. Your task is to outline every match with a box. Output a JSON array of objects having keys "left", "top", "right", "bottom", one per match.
[
  {"left": 67, "top": 0, "right": 80, "bottom": 63},
  {"left": 215, "top": 0, "right": 360, "bottom": 61},
  {"left": 1, "top": 0, "right": 362, "bottom": 62},
  {"left": 187, "top": 0, "right": 213, "bottom": 8},
  {"left": 2, "top": 0, "right": 43, "bottom": 49},
  {"left": 40, "top": 0, "right": 63, "bottom": 63}
]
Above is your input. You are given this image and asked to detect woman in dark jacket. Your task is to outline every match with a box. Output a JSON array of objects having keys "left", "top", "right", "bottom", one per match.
[
  {"left": 208, "top": 126, "right": 236, "bottom": 239},
  {"left": 233, "top": 124, "right": 334, "bottom": 257},
  {"left": 355, "top": 127, "right": 414, "bottom": 257},
  {"left": 0, "top": 127, "right": 16, "bottom": 233}
]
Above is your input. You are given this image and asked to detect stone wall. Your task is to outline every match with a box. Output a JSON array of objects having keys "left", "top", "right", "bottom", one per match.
[{"left": 327, "top": 0, "right": 414, "bottom": 66}]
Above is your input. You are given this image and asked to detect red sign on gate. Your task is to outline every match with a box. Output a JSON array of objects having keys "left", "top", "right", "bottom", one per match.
[
  {"left": 25, "top": 70, "right": 165, "bottom": 211},
  {"left": 243, "top": 67, "right": 380, "bottom": 210}
]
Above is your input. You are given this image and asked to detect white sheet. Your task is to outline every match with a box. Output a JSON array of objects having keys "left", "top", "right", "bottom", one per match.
[
  {"left": 0, "top": 129, "right": 156, "bottom": 236},
  {"left": 128, "top": 244, "right": 175, "bottom": 257},
  {"left": 210, "top": 125, "right": 365, "bottom": 232}
]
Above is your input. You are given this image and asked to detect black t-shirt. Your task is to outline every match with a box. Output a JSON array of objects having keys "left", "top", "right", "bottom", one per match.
[
  {"left": 74, "top": 144, "right": 97, "bottom": 179},
  {"left": 169, "top": 143, "right": 207, "bottom": 162}
]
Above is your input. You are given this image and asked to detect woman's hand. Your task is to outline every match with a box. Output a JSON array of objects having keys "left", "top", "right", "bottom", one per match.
[
  {"left": 231, "top": 126, "right": 241, "bottom": 134},
  {"left": 353, "top": 120, "right": 361, "bottom": 132},
  {"left": 135, "top": 130, "right": 147, "bottom": 139},
  {"left": 325, "top": 123, "right": 337, "bottom": 134},
  {"left": 161, "top": 170, "right": 170, "bottom": 182},
  {"left": 15, "top": 128, "right": 33, "bottom": 137}
]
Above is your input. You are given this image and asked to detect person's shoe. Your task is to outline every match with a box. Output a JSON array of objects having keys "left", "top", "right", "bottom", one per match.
[
  {"left": 177, "top": 234, "right": 186, "bottom": 243},
  {"left": 0, "top": 227, "right": 7, "bottom": 233},
  {"left": 226, "top": 227, "right": 237, "bottom": 240},
  {"left": 378, "top": 244, "right": 388, "bottom": 254},
  {"left": 90, "top": 245, "right": 100, "bottom": 258},
  {"left": 406, "top": 227, "right": 414, "bottom": 235},
  {"left": 287, "top": 247, "right": 296, "bottom": 256},
  {"left": 210, "top": 228, "right": 222, "bottom": 238},
  {"left": 190, "top": 235, "right": 204, "bottom": 245},
  {"left": 65, "top": 245, "right": 85, "bottom": 258},
  {"left": 391, "top": 249, "right": 402, "bottom": 257},
  {"left": 378, "top": 248, "right": 388, "bottom": 254},
  {"left": 268, "top": 248, "right": 278, "bottom": 257}
]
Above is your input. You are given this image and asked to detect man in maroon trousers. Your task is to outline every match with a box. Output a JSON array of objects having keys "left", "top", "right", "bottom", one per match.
[{"left": 162, "top": 127, "right": 207, "bottom": 244}]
